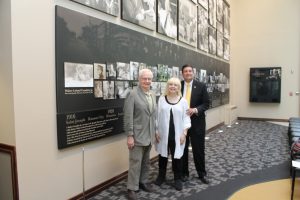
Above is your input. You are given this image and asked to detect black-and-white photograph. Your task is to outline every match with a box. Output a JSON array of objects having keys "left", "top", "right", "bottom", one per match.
[
  {"left": 103, "top": 80, "right": 115, "bottom": 99},
  {"left": 216, "top": 0, "right": 223, "bottom": 22},
  {"left": 122, "top": 0, "right": 156, "bottom": 30},
  {"left": 157, "top": 0, "right": 177, "bottom": 38},
  {"left": 223, "top": 2, "right": 230, "bottom": 39},
  {"left": 167, "top": 67, "right": 173, "bottom": 79},
  {"left": 94, "top": 63, "right": 106, "bottom": 79},
  {"left": 131, "top": 81, "right": 139, "bottom": 90},
  {"left": 208, "top": 0, "right": 216, "bottom": 28},
  {"left": 200, "top": 69, "right": 207, "bottom": 83},
  {"left": 106, "top": 63, "right": 117, "bottom": 79},
  {"left": 130, "top": 61, "right": 139, "bottom": 80},
  {"left": 208, "top": 26, "right": 216, "bottom": 55},
  {"left": 178, "top": 0, "right": 197, "bottom": 47},
  {"left": 150, "top": 66, "right": 158, "bottom": 81},
  {"left": 198, "top": 5, "right": 209, "bottom": 52},
  {"left": 223, "top": 38, "right": 230, "bottom": 60},
  {"left": 216, "top": 21, "right": 223, "bottom": 33},
  {"left": 64, "top": 62, "right": 93, "bottom": 88},
  {"left": 72, "top": 0, "right": 119, "bottom": 16},
  {"left": 115, "top": 81, "right": 131, "bottom": 98},
  {"left": 94, "top": 80, "right": 103, "bottom": 98},
  {"left": 139, "top": 62, "right": 147, "bottom": 71},
  {"left": 116, "top": 62, "right": 130, "bottom": 80},
  {"left": 172, "top": 66, "right": 179, "bottom": 78},
  {"left": 216, "top": 31, "right": 223, "bottom": 58},
  {"left": 151, "top": 82, "right": 161, "bottom": 96},
  {"left": 198, "top": 0, "right": 208, "bottom": 9},
  {"left": 157, "top": 64, "right": 168, "bottom": 81},
  {"left": 160, "top": 82, "right": 167, "bottom": 94}
]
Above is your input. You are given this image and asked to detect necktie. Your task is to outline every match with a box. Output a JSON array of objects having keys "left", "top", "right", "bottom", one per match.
[
  {"left": 185, "top": 83, "right": 191, "bottom": 107},
  {"left": 146, "top": 93, "right": 153, "bottom": 112}
]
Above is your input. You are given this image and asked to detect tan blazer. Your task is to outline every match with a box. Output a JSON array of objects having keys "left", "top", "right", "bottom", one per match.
[{"left": 123, "top": 86, "right": 156, "bottom": 146}]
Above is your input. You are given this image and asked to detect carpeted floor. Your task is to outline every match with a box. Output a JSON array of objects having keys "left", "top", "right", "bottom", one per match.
[{"left": 89, "top": 120, "right": 290, "bottom": 200}]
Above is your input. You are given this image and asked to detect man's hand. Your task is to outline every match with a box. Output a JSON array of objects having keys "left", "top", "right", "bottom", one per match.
[
  {"left": 127, "top": 136, "right": 135, "bottom": 150},
  {"left": 186, "top": 108, "right": 197, "bottom": 117}
]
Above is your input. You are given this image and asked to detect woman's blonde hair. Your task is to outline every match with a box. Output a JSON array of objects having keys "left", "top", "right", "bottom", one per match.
[{"left": 163, "top": 77, "right": 182, "bottom": 96}]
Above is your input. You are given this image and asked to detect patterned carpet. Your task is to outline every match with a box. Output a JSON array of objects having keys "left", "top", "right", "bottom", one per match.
[{"left": 89, "top": 120, "right": 290, "bottom": 200}]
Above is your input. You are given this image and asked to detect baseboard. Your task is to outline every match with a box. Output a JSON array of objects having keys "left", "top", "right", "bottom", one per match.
[
  {"left": 207, "top": 122, "right": 225, "bottom": 133},
  {"left": 69, "top": 156, "right": 158, "bottom": 200},
  {"left": 0, "top": 143, "right": 19, "bottom": 200},
  {"left": 238, "top": 117, "right": 289, "bottom": 122}
]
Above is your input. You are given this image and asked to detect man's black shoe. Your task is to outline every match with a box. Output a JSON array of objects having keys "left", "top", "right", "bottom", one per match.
[
  {"left": 199, "top": 176, "right": 209, "bottom": 184},
  {"left": 174, "top": 179, "right": 183, "bottom": 191},
  {"left": 128, "top": 189, "right": 137, "bottom": 200},
  {"left": 181, "top": 175, "right": 189, "bottom": 182},
  {"left": 154, "top": 176, "right": 165, "bottom": 186},
  {"left": 139, "top": 183, "right": 154, "bottom": 192}
]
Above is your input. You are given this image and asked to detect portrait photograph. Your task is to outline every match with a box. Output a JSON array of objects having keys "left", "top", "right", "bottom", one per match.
[
  {"left": 157, "top": 0, "right": 177, "bottom": 38},
  {"left": 150, "top": 66, "right": 158, "bottom": 81},
  {"left": 130, "top": 61, "right": 139, "bottom": 80},
  {"left": 197, "top": 5, "right": 209, "bottom": 52},
  {"left": 216, "top": 31, "right": 224, "bottom": 58},
  {"left": 72, "top": 0, "right": 119, "bottom": 16},
  {"left": 178, "top": 0, "right": 197, "bottom": 47},
  {"left": 122, "top": 0, "right": 156, "bottom": 30},
  {"left": 208, "top": 0, "right": 216, "bottom": 28},
  {"left": 94, "top": 63, "right": 106, "bottom": 79},
  {"left": 198, "top": 0, "right": 208, "bottom": 10},
  {"left": 200, "top": 69, "right": 207, "bottom": 83},
  {"left": 116, "top": 62, "right": 130, "bottom": 80},
  {"left": 94, "top": 80, "right": 103, "bottom": 98},
  {"left": 106, "top": 63, "right": 117, "bottom": 79},
  {"left": 64, "top": 62, "right": 93, "bottom": 88},
  {"left": 208, "top": 26, "right": 216, "bottom": 55},
  {"left": 115, "top": 81, "right": 131, "bottom": 98},
  {"left": 103, "top": 80, "right": 115, "bottom": 99}
]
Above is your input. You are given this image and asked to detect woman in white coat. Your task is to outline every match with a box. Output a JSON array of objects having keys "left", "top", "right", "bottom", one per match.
[{"left": 155, "top": 77, "right": 191, "bottom": 190}]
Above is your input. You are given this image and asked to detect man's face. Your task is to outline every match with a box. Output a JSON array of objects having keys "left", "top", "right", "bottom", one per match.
[
  {"left": 182, "top": 66, "right": 194, "bottom": 82},
  {"left": 139, "top": 71, "right": 153, "bottom": 91}
]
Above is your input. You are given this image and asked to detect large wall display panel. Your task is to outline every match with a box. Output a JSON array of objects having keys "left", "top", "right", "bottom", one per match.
[
  {"left": 71, "top": 0, "right": 119, "bottom": 16},
  {"left": 121, "top": 0, "right": 156, "bottom": 30},
  {"left": 157, "top": 0, "right": 177, "bottom": 38},
  {"left": 55, "top": 6, "right": 229, "bottom": 149}
]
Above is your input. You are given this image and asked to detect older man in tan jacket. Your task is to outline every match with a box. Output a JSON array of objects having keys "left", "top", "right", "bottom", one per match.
[{"left": 123, "top": 68, "right": 156, "bottom": 200}]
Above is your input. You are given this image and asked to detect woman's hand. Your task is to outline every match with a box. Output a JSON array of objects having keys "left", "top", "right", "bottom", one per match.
[{"left": 180, "top": 133, "right": 186, "bottom": 145}]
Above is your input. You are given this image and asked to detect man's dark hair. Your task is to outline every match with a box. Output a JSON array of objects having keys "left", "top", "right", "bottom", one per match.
[{"left": 181, "top": 64, "right": 193, "bottom": 72}]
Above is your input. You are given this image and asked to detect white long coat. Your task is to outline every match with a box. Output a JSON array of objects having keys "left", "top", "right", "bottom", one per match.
[{"left": 155, "top": 96, "right": 191, "bottom": 159}]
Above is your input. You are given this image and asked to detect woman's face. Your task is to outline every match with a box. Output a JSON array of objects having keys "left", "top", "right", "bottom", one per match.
[{"left": 168, "top": 82, "right": 179, "bottom": 95}]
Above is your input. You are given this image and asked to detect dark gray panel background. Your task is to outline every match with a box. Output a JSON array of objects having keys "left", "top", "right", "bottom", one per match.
[{"left": 55, "top": 5, "right": 229, "bottom": 114}]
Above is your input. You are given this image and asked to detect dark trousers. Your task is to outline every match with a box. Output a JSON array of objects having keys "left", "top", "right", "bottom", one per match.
[
  {"left": 182, "top": 129, "right": 206, "bottom": 177},
  {"left": 158, "top": 139, "right": 182, "bottom": 180}
]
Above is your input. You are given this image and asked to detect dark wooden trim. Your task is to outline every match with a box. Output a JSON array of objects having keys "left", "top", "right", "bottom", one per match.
[
  {"left": 0, "top": 143, "right": 19, "bottom": 200},
  {"left": 207, "top": 122, "right": 225, "bottom": 133},
  {"left": 237, "top": 117, "right": 289, "bottom": 122},
  {"left": 69, "top": 156, "right": 158, "bottom": 200}
]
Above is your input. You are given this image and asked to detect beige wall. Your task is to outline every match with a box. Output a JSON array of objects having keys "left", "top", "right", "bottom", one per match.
[
  {"left": 0, "top": 0, "right": 15, "bottom": 145},
  {"left": 230, "top": 0, "right": 300, "bottom": 119},
  {"left": 7, "top": 0, "right": 227, "bottom": 199}
]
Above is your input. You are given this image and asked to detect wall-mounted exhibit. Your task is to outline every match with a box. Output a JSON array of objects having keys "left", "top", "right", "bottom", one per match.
[
  {"left": 55, "top": 0, "right": 230, "bottom": 149},
  {"left": 249, "top": 67, "right": 281, "bottom": 103}
]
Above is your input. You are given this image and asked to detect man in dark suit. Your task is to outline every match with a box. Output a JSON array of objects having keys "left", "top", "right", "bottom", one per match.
[{"left": 181, "top": 64, "right": 210, "bottom": 184}]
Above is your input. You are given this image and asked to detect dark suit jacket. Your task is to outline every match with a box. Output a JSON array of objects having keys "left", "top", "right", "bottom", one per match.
[{"left": 181, "top": 80, "right": 210, "bottom": 132}]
